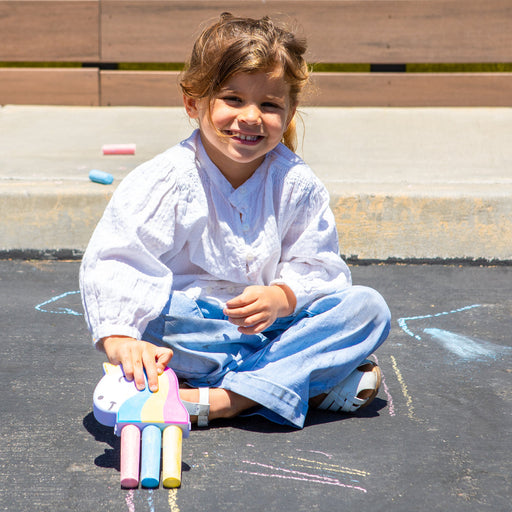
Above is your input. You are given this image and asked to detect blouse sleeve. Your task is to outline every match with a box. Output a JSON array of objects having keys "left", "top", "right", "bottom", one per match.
[
  {"left": 270, "top": 177, "right": 351, "bottom": 312},
  {"left": 79, "top": 156, "right": 182, "bottom": 344}
]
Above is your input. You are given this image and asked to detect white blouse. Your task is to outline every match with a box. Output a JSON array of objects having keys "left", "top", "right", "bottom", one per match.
[{"left": 79, "top": 130, "right": 351, "bottom": 343}]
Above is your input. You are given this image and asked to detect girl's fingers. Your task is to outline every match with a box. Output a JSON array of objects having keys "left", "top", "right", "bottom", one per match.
[
  {"left": 225, "top": 287, "right": 260, "bottom": 310},
  {"left": 131, "top": 351, "right": 147, "bottom": 391},
  {"left": 224, "top": 301, "right": 256, "bottom": 317},
  {"left": 228, "top": 311, "right": 268, "bottom": 327},
  {"left": 155, "top": 348, "right": 173, "bottom": 374},
  {"left": 237, "top": 320, "right": 271, "bottom": 335},
  {"left": 142, "top": 346, "right": 173, "bottom": 392},
  {"left": 224, "top": 308, "right": 261, "bottom": 321},
  {"left": 121, "top": 357, "right": 134, "bottom": 382},
  {"left": 102, "top": 337, "right": 173, "bottom": 392},
  {"left": 230, "top": 313, "right": 277, "bottom": 334},
  {"left": 225, "top": 296, "right": 266, "bottom": 319},
  {"left": 142, "top": 349, "right": 159, "bottom": 392}
]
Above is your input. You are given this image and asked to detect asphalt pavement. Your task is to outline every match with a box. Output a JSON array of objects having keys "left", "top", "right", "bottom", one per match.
[{"left": 1, "top": 260, "right": 511, "bottom": 512}]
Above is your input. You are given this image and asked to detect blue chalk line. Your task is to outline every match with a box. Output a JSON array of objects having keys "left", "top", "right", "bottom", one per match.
[
  {"left": 397, "top": 304, "right": 482, "bottom": 340},
  {"left": 35, "top": 290, "right": 83, "bottom": 316},
  {"left": 423, "top": 328, "right": 507, "bottom": 361}
]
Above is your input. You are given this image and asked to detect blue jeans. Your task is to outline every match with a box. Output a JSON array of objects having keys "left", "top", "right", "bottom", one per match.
[{"left": 143, "top": 285, "right": 390, "bottom": 428}]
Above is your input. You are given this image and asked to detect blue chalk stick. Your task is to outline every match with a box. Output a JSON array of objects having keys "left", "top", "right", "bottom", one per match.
[
  {"left": 140, "top": 425, "right": 162, "bottom": 488},
  {"left": 89, "top": 169, "right": 114, "bottom": 185}
]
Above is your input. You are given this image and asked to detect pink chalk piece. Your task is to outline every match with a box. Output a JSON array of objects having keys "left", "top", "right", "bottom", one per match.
[
  {"left": 120, "top": 424, "right": 141, "bottom": 488},
  {"left": 102, "top": 143, "right": 136, "bottom": 155}
]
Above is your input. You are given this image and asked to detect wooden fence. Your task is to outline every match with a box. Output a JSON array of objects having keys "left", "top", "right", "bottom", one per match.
[{"left": 1, "top": 0, "right": 511, "bottom": 106}]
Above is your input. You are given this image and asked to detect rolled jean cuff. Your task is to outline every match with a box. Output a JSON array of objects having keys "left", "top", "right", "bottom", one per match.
[{"left": 218, "top": 372, "right": 308, "bottom": 429}]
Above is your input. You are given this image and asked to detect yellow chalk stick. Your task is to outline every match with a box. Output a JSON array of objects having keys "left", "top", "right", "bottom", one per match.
[{"left": 162, "top": 425, "right": 182, "bottom": 488}]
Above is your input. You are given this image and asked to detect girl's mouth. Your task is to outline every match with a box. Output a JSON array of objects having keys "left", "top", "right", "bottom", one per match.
[{"left": 225, "top": 131, "right": 263, "bottom": 144}]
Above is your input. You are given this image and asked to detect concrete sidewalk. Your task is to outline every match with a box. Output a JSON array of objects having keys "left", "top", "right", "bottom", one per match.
[{"left": 1, "top": 105, "right": 511, "bottom": 261}]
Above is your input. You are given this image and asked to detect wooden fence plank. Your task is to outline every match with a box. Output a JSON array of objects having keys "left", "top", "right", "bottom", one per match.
[
  {"left": 99, "top": 70, "right": 512, "bottom": 107},
  {"left": 1, "top": 1, "right": 510, "bottom": 107},
  {"left": 101, "top": 0, "right": 512, "bottom": 64},
  {"left": 308, "top": 73, "right": 512, "bottom": 106},
  {"left": 100, "top": 70, "right": 182, "bottom": 105},
  {"left": 0, "top": 0, "right": 99, "bottom": 62},
  {"left": 0, "top": 68, "right": 99, "bottom": 105}
]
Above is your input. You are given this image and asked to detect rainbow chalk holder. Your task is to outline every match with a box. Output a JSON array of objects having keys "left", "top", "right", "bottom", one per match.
[{"left": 93, "top": 363, "right": 190, "bottom": 488}]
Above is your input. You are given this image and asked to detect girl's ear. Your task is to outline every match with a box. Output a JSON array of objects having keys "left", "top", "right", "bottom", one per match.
[
  {"left": 286, "top": 105, "right": 297, "bottom": 128},
  {"left": 183, "top": 95, "right": 199, "bottom": 118}
]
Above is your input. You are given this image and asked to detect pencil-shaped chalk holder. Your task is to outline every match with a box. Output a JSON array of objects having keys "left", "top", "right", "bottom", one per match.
[{"left": 93, "top": 363, "right": 190, "bottom": 488}]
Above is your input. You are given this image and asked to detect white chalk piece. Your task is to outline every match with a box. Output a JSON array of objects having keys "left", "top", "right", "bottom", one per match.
[
  {"left": 102, "top": 143, "right": 136, "bottom": 155},
  {"left": 89, "top": 169, "right": 114, "bottom": 185}
]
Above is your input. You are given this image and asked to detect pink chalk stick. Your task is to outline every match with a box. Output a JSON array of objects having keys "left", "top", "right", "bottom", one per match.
[
  {"left": 120, "top": 425, "right": 141, "bottom": 488},
  {"left": 102, "top": 143, "right": 136, "bottom": 155}
]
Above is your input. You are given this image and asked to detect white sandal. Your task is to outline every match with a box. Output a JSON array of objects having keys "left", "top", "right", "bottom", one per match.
[
  {"left": 318, "top": 360, "right": 382, "bottom": 413},
  {"left": 181, "top": 387, "right": 210, "bottom": 427}
]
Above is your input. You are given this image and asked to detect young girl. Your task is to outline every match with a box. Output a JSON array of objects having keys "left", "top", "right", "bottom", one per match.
[{"left": 80, "top": 13, "right": 391, "bottom": 428}]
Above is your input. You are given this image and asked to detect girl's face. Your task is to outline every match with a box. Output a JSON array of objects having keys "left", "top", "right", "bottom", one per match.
[{"left": 184, "top": 69, "right": 296, "bottom": 188}]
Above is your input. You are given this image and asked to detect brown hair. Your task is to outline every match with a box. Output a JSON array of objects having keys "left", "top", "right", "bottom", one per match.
[{"left": 180, "top": 13, "right": 309, "bottom": 151}]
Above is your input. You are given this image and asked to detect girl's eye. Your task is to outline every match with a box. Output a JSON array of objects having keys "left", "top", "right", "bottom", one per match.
[
  {"left": 222, "top": 96, "right": 242, "bottom": 104},
  {"left": 262, "top": 102, "right": 282, "bottom": 110}
]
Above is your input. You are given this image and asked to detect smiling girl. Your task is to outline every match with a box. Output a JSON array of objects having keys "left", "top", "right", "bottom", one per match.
[{"left": 80, "top": 13, "right": 390, "bottom": 428}]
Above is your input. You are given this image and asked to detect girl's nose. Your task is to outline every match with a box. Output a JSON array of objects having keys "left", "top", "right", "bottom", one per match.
[{"left": 239, "top": 104, "right": 262, "bottom": 125}]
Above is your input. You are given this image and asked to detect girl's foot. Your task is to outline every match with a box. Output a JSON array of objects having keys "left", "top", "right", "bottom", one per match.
[
  {"left": 179, "top": 387, "right": 257, "bottom": 425},
  {"left": 311, "top": 360, "right": 381, "bottom": 413}
]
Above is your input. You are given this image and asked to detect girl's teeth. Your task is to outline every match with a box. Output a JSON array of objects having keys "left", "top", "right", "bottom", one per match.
[{"left": 238, "top": 134, "right": 258, "bottom": 141}]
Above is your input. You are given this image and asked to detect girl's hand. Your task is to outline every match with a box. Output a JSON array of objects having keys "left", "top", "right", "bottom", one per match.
[
  {"left": 224, "top": 284, "right": 296, "bottom": 334},
  {"left": 98, "top": 336, "right": 173, "bottom": 392}
]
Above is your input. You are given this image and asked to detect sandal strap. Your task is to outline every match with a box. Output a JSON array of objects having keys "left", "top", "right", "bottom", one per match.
[
  {"left": 318, "top": 392, "right": 366, "bottom": 413},
  {"left": 318, "top": 360, "right": 381, "bottom": 413},
  {"left": 182, "top": 387, "right": 210, "bottom": 427}
]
